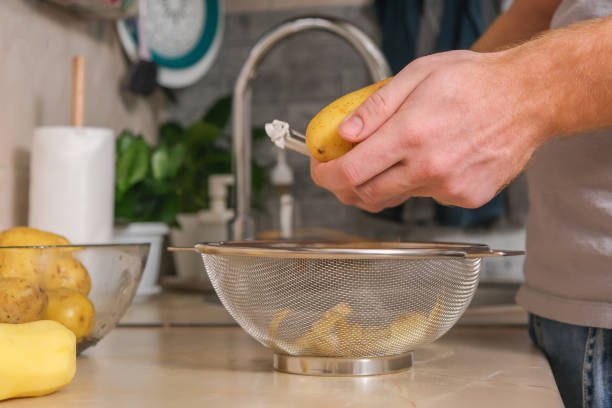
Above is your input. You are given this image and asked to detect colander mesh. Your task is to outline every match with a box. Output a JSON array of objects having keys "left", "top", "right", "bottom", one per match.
[{"left": 203, "top": 254, "right": 480, "bottom": 358}]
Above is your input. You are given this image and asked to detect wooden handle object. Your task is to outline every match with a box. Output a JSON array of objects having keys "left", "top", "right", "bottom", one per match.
[{"left": 71, "top": 56, "right": 85, "bottom": 127}]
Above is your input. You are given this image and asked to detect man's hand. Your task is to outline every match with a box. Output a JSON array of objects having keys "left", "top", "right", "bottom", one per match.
[
  {"left": 311, "top": 49, "right": 551, "bottom": 213},
  {"left": 310, "top": 14, "right": 612, "bottom": 213}
]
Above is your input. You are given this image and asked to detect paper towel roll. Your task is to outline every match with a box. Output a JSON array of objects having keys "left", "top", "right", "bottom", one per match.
[{"left": 29, "top": 126, "right": 115, "bottom": 244}]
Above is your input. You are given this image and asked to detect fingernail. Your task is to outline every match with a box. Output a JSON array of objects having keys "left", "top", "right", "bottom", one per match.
[{"left": 339, "top": 115, "right": 363, "bottom": 139}]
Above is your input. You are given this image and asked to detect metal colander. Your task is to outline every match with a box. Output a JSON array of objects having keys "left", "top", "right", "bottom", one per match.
[{"left": 194, "top": 241, "right": 523, "bottom": 375}]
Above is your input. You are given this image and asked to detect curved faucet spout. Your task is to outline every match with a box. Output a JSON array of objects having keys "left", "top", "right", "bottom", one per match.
[{"left": 231, "top": 16, "right": 392, "bottom": 240}]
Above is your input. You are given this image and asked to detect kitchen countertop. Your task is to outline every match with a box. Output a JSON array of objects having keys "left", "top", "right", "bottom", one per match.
[{"left": 4, "top": 309, "right": 562, "bottom": 407}]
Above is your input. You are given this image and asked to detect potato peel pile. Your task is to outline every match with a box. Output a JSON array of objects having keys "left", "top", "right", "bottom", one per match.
[{"left": 269, "top": 295, "right": 445, "bottom": 357}]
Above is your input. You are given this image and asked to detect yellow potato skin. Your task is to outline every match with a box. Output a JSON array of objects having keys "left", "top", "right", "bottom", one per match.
[
  {"left": 0, "top": 227, "right": 72, "bottom": 286},
  {"left": 0, "top": 251, "right": 45, "bottom": 286},
  {"left": 43, "top": 255, "right": 91, "bottom": 296},
  {"left": 44, "top": 288, "right": 95, "bottom": 341},
  {"left": 306, "top": 77, "right": 392, "bottom": 162},
  {"left": 0, "top": 227, "right": 70, "bottom": 246},
  {"left": 0, "top": 277, "right": 48, "bottom": 324},
  {"left": 0, "top": 320, "right": 76, "bottom": 401},
  {"left": 0, "top": 227, "right": 91, "bottom": 295}
]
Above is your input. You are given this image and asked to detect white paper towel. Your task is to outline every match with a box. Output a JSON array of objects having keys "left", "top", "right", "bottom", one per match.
[{"left": 29, "top": 126, "right": 115, "bottom": 244}]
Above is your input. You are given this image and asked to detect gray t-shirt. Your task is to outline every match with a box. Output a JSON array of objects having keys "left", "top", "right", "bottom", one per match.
[{"left": 516, "top": 0, "right": 612, "bottom": 328}]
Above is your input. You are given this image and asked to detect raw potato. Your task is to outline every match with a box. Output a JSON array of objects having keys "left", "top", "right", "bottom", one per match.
[
  {"left": 0, "top": 226, "right": 73, "bottom": 286},
  {"left": 43, "top": 288, "right": 95, "bottom": 341},
  {"left": 0, "top": 277, "right": 48, "bottom": 324},
  {"left": 306, "top": 77, "right": 392, "bottom": 162},
  {"left": 0, "top": 320, "right": 76, "bottom": 401},
  {"left": 43, "top": 254, "right": 91, "bottom": 296},
  {"left": 0, "top": 250, "right": 45, "bottom": 285},
  {"left": 0, "top": 226, "right": 70, "bottom": 246}
]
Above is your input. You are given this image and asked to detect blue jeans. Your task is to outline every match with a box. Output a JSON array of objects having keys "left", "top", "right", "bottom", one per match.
[{"left": 529, "top": 314, "right": 612, "bottom": 408}]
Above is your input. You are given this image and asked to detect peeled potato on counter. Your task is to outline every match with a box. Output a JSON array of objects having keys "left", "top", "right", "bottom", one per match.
[
  {"left": 43, "top": 288, "right": 95, "bottom": 341},
  {"left": 306, "top": 77, "right": 392, "bottom": 162},
  {"left": 0, "top": 320, "right": 76, "bottom": 401},
  {"left": 0, "top": 277, "right": 48, "bottom": 324}
]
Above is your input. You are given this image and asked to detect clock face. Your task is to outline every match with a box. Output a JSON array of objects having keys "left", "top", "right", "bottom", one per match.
[
  {"left": 117, "top": 0, "right": 223, "bottom": 88},
  {"left": 145, "top": 0, "right": 205, "bottom": 58}
]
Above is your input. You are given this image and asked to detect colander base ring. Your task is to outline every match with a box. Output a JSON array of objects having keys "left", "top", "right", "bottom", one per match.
[{"left": 273, "top": 352, "right": 413, "bottom": 376}]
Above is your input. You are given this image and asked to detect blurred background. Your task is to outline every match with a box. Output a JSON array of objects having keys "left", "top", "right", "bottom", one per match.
[{"left": 0, "top": 0, "right": 525, "bottom": 305}]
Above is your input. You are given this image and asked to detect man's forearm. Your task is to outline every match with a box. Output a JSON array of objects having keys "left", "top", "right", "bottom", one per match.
[
  {"left": 472, "top": 0, "right": 561, "bottom": 52},
  {"left": 506, "top": 15, "right": 612, "bottom": 140}
]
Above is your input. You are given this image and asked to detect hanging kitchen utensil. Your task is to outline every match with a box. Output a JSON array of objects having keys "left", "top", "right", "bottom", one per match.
[
  {"left": 126, "top": 0, "right": 158, "bottom": 96},
  {"left": 45, "top": 0, "right": 137, "bottom": 19}
]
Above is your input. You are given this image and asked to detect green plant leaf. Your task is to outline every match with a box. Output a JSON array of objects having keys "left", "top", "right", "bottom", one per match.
[
  {"left": 115, "top": 95, "right": 269, "bottom": 226},
  {"left": 159, "top": 122, "right": 183, "bottom": 146},
  {"left": 157, "top": 195, "right": 182, "bottom": 226},
  {"left": 152, "top": 141, "right": 186, "bottom": 181},
  {"left": 167, "top": 143, "right": 186, "bottom": 178},
  {"left": 116, "top": 136, "right": 150, "bottom": 196},
  {"left": 185, "top": 122, "right": 221, "bottom": 150},
  {"left": 151, "top": 145, "right": 170, "bottom": 181},
  {"left": 202, "top": 95, "right": 232, "bottom": 129},
  {"left": 145, "top": 178, "right": 175, "bottom": 195},
  {"left": 116, "top": 130, "right": 135, "bottom": 154}
]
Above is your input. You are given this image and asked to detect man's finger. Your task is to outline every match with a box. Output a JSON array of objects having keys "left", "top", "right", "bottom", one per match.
[
  {"left": 352, "top": 162, "right": 416, "bottom": 206},
  {"left": 379, "top": 193, "right": 412, "bottom": 209},
  {"left": 338, "top": 60, "right": 432, "bottom": 143},
  {"left": 334, "top": 113, "right": 417, "bottom": 187},
  {"left": 354, "top": 191, "right": 411, "bottom": 213}
]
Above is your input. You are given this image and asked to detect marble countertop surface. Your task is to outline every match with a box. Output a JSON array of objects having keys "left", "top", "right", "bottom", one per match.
[
  {"left": 3, "top": 324, "right": 562, "bottom": 407},
  {"left": 3, "top": 291, "right": 562, "bottom": 407}
]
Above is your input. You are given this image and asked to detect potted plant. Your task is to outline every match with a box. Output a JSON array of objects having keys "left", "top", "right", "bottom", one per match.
[{"left": 114, "top": 96, "right": 265, "bottom": 294}]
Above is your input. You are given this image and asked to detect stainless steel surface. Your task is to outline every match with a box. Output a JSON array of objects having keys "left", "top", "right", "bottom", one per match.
[
  {"left": 287, "top": 128, "right": 308, "bottom": 155},
  {"left": 194, "top": 240, "right": 524, "bottom": 371},
  {"left": 231, "top": 16, "right": 392, "bottom": 240},
  {"left": 196, "top": 240, "right": 525, "bottom": 259},
  {"left": 285, "top": 128, "right": 309, "bottom": 156},
  {"left": 273, "top": 352, "right": 413, "bottom": 376}
]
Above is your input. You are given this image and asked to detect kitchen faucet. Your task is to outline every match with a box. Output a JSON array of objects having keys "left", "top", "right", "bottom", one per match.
[{"left": 231, "top": 16, "right": 392, "bottom": 240}]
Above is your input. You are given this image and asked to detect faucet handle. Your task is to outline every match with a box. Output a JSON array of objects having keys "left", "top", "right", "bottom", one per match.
[{"left": 265, "top": 120, "right": 311, "bottom": 157}]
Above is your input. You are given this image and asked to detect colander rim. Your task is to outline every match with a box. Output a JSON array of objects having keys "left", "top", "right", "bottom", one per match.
[{"left": 194, "top": 240, "right": 524, "bottom": 259}]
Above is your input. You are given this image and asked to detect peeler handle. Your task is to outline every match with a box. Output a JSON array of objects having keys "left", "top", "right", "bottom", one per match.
[{"left": 468, "top": 249, "right": 525, "bottom": 258}]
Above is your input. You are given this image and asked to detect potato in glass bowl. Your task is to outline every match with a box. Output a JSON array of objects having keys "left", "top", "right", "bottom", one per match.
[{"left": 0, "top": 227, "right": 149, "bottom": 354}]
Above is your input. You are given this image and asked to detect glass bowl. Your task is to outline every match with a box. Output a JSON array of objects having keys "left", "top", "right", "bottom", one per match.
[{"left": 0, "top": 244, "right": 149, "bottom": 353}]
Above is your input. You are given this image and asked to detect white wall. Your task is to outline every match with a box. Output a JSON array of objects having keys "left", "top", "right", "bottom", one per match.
[{"left": 0, "top": 0, "right": 159, "bottom": 229}]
